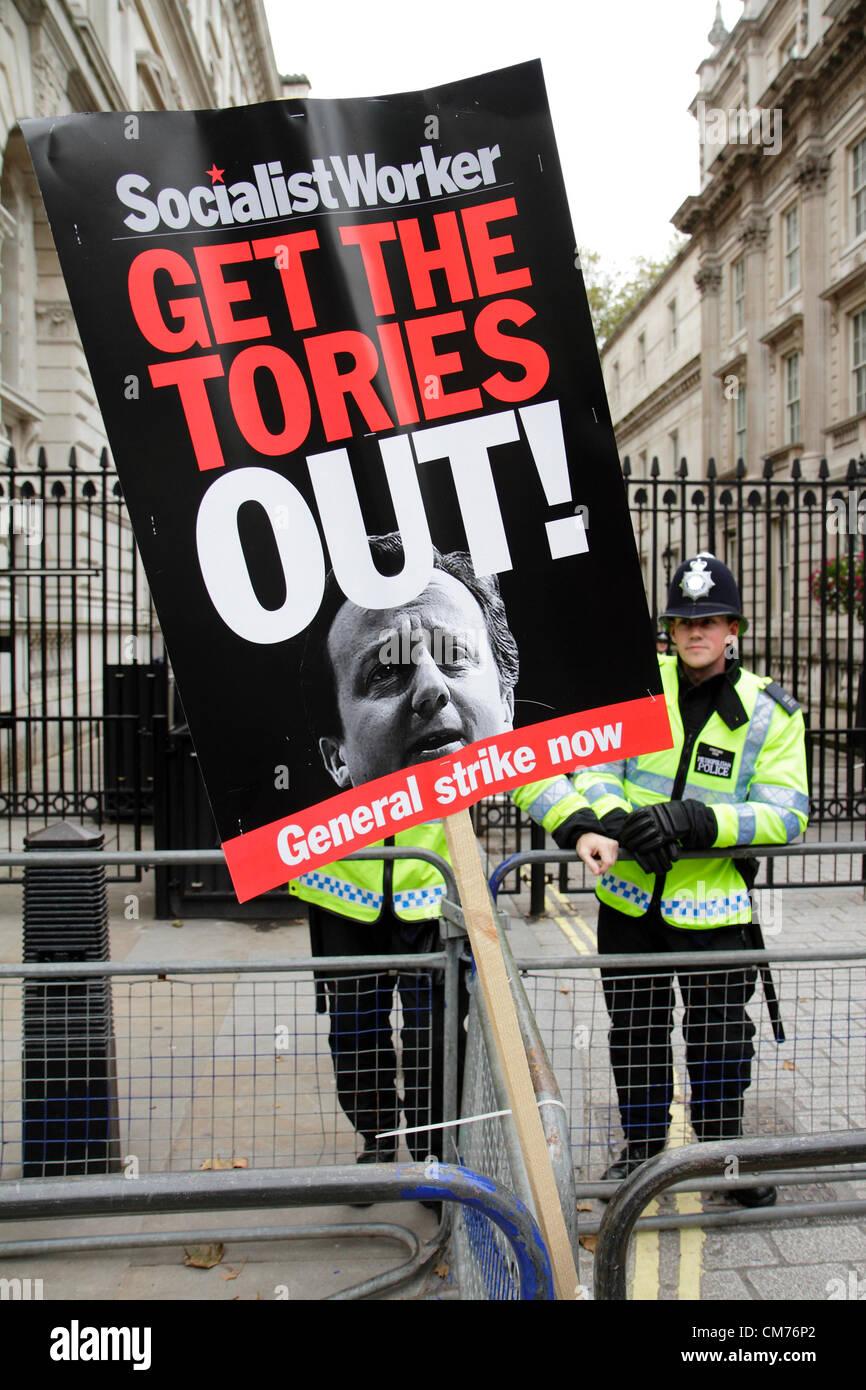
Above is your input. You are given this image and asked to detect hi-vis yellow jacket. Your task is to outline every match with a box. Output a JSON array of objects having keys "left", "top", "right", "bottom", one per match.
[
  {"left": 288, "top": 790, "right": 589, "bottom": 924},
  {"left": 515, "top": 656, "right": 809, "bottom": 930}
]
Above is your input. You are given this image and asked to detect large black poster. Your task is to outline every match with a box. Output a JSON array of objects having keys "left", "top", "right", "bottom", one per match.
[{"left": 23, "top": 61, "right": 669, "bottom": 901}]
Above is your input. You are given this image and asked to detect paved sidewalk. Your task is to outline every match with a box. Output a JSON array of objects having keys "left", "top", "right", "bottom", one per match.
[
  {"left": 500, "top": 876, "right": 866, "bottom": 1301},
  {"left": 0, "top": 860, "right": 863, "bottom": 1301},
  {"left": 0, "top": 875, "right": 447, "bottom": 1302}
]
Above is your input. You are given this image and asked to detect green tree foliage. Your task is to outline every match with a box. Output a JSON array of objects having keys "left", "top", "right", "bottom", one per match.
[{"left": 579, "top": 237, "right": 688, "bottom": 348}]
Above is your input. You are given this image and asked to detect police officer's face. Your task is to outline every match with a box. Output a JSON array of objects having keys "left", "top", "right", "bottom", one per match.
[
  {"left": 670, "top": 614, "right": 739, "bottom": 677},
  {"left": 319, "top": 573, "right": 515, "bottom": 789}
]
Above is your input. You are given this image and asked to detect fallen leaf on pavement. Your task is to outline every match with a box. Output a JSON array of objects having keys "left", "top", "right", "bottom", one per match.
[
  {"left": 579, "top": 1234, "right": 597, "bottom": 1253},
  {"left": 221, "top": 1259, "right": 248, "bottom": 1281},
  {"left": 183, "top": 1243, "right": 224, "bottom": 1269},
  {"left": 434, "top": 1261, "right": 450, "bottom": 1279},
  {"left": 783, "top": 1060, "right": 797, "bottom": 1072}
]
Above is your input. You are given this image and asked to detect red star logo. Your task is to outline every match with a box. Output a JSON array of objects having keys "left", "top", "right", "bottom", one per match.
[{"left": 207, "top": 164, "right": 225, "bottom": 184}]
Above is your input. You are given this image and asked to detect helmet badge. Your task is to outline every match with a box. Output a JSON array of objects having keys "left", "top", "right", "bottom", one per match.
[{"left": 680, "top": 556, "right": 716, "bottom": 602}]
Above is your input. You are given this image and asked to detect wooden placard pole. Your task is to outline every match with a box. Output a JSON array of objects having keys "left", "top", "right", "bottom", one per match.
[{"left": 445, "top": 808, "right": 578, "bottom": 1301}]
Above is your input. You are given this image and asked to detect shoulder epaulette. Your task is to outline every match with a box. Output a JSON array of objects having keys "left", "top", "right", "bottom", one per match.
[{"left": 761, "top": 680, "right": 801, "bottom": 715}]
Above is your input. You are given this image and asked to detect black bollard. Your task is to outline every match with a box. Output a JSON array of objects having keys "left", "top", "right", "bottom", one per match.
[{"left": 22, "top": 822, "right": 121, "bottom": 1176}]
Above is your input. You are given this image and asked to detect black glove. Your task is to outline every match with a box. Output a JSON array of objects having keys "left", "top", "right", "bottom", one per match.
[
  {"left": 619, "top": 799, "right": 718, "bottom": 877},
  {"left": 617, "top": 807, "right": 676, "bottom": 876},
  {"left": 647, "top": 799, "right": 718, "bottom": 850}
]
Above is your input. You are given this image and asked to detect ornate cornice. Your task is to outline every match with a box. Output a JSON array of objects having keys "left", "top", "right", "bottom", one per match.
[{"left": 612, "top": 355, "right": 701, "bottom": 444}]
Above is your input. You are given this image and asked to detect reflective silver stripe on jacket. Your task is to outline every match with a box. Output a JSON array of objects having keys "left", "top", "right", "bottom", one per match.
[
  {"left": 527, "top": 777, "right": 578, "bottom": 822},
  {"left": 625, "top": 765, "right": 675, "bottom": 797},
  {"left": 583, "top": 777, "right": 627, "bottom": 805},
  {"left": 735, "top": 690, "right": 777, "bottom": 798},
  {"left": 749, "top": 782, "right": 810, "bottom": 816}
]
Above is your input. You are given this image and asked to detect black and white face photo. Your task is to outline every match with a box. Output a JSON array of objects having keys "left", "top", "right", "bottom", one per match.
[{"left": 316, "top": 566, "right": 517, "bottom": 789}]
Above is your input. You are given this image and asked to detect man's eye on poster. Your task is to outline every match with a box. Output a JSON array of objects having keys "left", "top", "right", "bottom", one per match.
[{"left": 22, "top": 60, "right": 670, "bottom": 903}]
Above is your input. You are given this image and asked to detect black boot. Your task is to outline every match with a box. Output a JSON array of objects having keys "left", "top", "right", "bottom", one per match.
[
  {"left": 350, "top": 1139, "right": 397, "bottom": 1207},
  {"left": 600, "top": 1139, "right": 667, "bottom": 1184},
  {"left": 730, "top": 1184, "right": 777, "bottom": 1208}
]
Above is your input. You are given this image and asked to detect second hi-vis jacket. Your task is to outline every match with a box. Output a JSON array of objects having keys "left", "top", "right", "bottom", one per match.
[
  {"left": 515, "top": 655, "right": 809, "bottom": 930},
  {"left": 289, "top": 790, "right": 591, "bottom": 925}
]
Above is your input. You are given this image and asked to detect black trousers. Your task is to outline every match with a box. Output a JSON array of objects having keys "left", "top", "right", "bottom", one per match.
[
  {"left": 308, "top": 903, "right": 467, "bottom": 1162},
  {"left": 597, "top": 900, "right": 757, "bottom": 1146}
]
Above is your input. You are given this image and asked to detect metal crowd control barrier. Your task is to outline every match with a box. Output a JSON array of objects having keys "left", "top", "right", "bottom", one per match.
[
  {"left": 488, "top": 844, "right": 866, "bottom": 1231},
  {"left": 0, "top": 842, "right": 573, "bottom": 1297},
  {"left": 489, "top": 841, "right": 866, "bottom": 903},
  {"left": 0, "top": 843, "right": 476, "bottom": 1297},
  {"left": 447, "top": 909, "right": 577, "bottom": 1300},
  {"left": 0, "top": 1163, "right": 554, "bottom": 1300},
  {"left": 594, "top": 1132, "right": 866, "bottom": 1300}
]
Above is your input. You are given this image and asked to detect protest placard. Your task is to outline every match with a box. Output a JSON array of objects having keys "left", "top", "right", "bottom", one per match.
[{"left": 23, "top": 60, "right": 670, "bottom": 904}]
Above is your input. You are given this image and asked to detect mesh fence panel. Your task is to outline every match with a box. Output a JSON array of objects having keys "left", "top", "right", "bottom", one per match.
[
  {"left": 450, "top": 983, "right": 522, "bottom": 1300},
  {"left": 0, "top": 969, "right": 434, "bottom": 1178},
  {"left": 519, "top": 958, "right": 866, "bottom": 1179}
]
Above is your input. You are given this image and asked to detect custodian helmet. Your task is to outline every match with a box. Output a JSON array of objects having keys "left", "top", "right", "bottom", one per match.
[{"left": 661, "top": 552, "right": 746, "bottom": 627}]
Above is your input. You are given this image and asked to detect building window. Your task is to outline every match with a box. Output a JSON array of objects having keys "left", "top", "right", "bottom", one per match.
[
  {"left": 785, "top": 352, "right": 801, "bottom": 443},
  {"left": 773, "top": 515, "right": 791, "bottom": 614},
  {"left": 735, "top": 384, "right": 747, "bottom": 465},
  {"left": 853, "top": 137, "right": 866, "bottom": 240},
  {"left": 854, "top": 309, "right": 866, "bottom": 415},
  {"left": 668, "top": 299, "right": 678, "bottom": 350},
  {"left": 732, "top": 256, "right": 746, "bottom": 335},
  {"left": 637, "top": 332, "right": 646, "bottom": 381},
  {"left": 783, "top": 204, "right": 800, "bottom": 294},
  {"left": 723, "top": 525, "right": 738, "bottom": 571}
]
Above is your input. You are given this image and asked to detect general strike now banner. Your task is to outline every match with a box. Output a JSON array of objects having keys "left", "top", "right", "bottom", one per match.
[{"left": 23, "top": 61, "right": 670, "bottom": 902}]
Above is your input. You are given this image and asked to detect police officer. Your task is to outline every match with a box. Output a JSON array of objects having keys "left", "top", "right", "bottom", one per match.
[
  {"left": 289, "top": 536, "right": 582, "bottom": 1168},
  {"left": 518, "top": 554, "right": 809, "bottom": 1204}
]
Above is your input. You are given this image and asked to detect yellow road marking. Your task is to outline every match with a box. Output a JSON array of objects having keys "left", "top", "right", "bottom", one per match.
[
  {"left": 543, "top": 884, "right": 706, "bottom": 1297},
  {"left": 632, "top": 1200, "right": 660, "bottom": 1300},
  {"left": 669, "top": 1065, "right": 705, "bottom": 1301},
  {"left": 547, "top": 885, "right": 597, "bottom": 953}
]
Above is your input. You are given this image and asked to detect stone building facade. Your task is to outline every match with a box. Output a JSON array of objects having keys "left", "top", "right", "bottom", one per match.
[
  {"left": 0, "top": 3, "right": 296, "bottom": 786},
  {"left": 0, "top": 0, "right": 287, "bottom": 460},
  {"left": 602, "top": 0, "right": 866, "bottom": 483}
]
